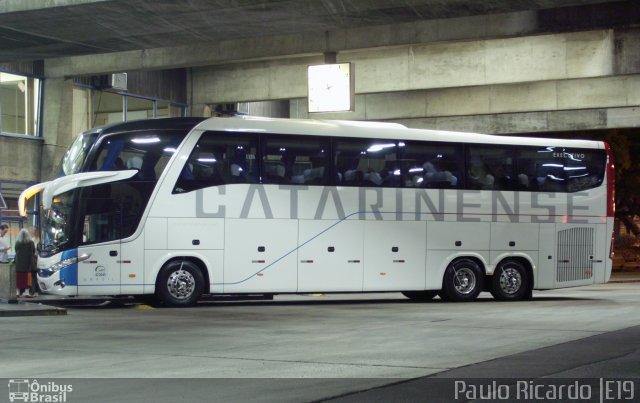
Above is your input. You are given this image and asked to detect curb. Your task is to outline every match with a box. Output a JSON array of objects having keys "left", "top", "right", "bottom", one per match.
[{"left": 0, "top": 300, "right": 67, "bottom": 317}]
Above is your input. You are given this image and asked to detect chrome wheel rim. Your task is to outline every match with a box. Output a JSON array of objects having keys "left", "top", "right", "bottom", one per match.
[
  {"left": 166, "top": 269, "right": 195, "bottom": 300},
  {"left": 453, "top": 267, "right": 476, "bottom": 295},
  {"left": 499, "top": 266, "right": 522, "bottom": 295}
]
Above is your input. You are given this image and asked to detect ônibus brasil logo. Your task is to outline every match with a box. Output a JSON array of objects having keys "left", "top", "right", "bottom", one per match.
[{"left": 8, "top": 379, "right": 72, "bottom": 402}]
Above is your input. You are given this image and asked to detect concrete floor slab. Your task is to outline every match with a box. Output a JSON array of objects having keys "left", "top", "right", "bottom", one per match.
[{"left": 1, "top": 278, "right": 639, "bottom": 401}]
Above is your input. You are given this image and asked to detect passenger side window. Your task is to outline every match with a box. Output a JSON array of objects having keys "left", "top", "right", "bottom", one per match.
[
  {"left": 467, "top": 146, "right": 514, "bottom": 190},
  {"left": 173, "top": 132, "right": 257, "bottom": 193},
  {"left": 334, "top": 138, "right": 401, "bottom": 187},
  {"left": 402, "top": 142, "right": 462, "bottom": 188},
  {"left": 262, "top": 135, "right": 330, "bottom": 185},
  {"left": 514, "top": 146, "right": 566, "bottom": 192}
]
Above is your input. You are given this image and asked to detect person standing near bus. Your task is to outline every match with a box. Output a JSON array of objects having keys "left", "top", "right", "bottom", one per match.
[
  {"left": 14, "top": 228, "right": 36, "bottom": 298},
  {"left": 0, "top": 223, "right": 9, "bottom": 263}
]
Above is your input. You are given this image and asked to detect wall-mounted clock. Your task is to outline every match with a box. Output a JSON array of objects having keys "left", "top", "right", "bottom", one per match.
[{"left": 308, "top": 63, "right": 354, "bottom": 113}]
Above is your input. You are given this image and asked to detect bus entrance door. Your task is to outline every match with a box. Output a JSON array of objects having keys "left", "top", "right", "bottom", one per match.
[{"left": 77, "top": 207, "right": 122, "bottom": 295}]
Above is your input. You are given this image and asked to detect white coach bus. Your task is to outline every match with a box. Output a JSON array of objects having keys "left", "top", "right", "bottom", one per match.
[{"left": 20, "top": 117, "right": 615, "bottom": 306}]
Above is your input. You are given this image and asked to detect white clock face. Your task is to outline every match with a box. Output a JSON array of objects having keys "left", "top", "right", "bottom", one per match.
[{"left": 308, "top": 63, "right": 353, "bottom": 113}]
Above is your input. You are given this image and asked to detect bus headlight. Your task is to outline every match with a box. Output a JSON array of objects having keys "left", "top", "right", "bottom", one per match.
[
  {"left": 48, "top": 253, "right": 91, "bottom": 273},
  {"left": 38, "top": 268, "right": 55, "bottom": 278}
]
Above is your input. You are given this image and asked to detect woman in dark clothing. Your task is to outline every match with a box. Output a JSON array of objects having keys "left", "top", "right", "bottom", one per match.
[{"left": 14, "top": 228, "right": 36, "bottom": 298}]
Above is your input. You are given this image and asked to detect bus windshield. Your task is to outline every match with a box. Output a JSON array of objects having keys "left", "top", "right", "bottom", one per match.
[
  {"left": 61, "top": 132, "right": 99, "bottom": 175},
  {"left": 40, "top": 189, "right": 76, "bottom": 256}
]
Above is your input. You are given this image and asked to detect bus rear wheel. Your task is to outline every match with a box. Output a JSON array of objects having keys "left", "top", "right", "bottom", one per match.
[
  {"left": 490, "top": 259, "right": 529, "bottom": 301},
  {"left": 402, "top": 290, "right": 439, "bottom": 302},
  {"left": 440, "top": 258, "right": 483, "bottom": 302},
  {"left": 156, "top": 260, "right": 204, "bottom": 307}
]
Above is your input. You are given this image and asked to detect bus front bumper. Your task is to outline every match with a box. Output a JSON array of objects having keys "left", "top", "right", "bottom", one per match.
[{"left": 38, "top": 269, "right": 77, "bottom": 296}]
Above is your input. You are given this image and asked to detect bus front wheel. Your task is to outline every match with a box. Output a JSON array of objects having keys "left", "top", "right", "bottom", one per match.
[
  {"left": 440, "top": 258, "right": 483, "bottom": 302},
  {"left": 156, "top": 260, "right": 204, "bottom": 307},
  {"left": 490, "top": 259, "right": 529, "bottom": 301}
]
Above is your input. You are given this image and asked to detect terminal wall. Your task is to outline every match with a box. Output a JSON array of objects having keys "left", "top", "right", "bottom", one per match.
[
  {"left": 287, "top": 74, "right": 640, "bottom": 133},
  {"left": 191, "top": 29, "right": 618, "bottom": 103},
  {"left": 0, "top": 136, "right": 40, "bottom": 182},
  {"left": 189, "top": 28, "right": 640, "bottom": 132}
]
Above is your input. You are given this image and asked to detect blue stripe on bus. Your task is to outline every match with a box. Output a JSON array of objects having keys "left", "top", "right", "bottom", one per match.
[{"left": 60, "top": 249, "right": 78, "bottom": 286}]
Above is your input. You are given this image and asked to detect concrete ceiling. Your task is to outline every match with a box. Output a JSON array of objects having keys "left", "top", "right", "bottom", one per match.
[{"left": 0, "top": 0, "right": 625, "bottom": 62}]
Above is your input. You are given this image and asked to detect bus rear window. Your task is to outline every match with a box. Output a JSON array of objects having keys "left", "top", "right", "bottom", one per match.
[
  {"left": 514, "top": 146, "right": 605, "bottom": 193},
  {"left": 564, "top": 149, "right": 606, "bottom": 192}
]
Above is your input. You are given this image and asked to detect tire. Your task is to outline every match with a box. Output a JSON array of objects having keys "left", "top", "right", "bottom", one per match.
[
  {"left": 439, "top": 258, "right": 483, "bottom": 302},
  {"left": 156, "top": 260, "right": 204, "bottom": 307},
  {"left": 490, "top": 259, "right": 529, "bottom": 301},
  {"left": 402, "top": 290, "right": 439, "bottom": 302}
]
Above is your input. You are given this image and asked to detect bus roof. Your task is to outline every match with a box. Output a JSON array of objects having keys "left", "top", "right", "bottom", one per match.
[
  {"left": 84, "top": 117, "right": 206, "bottom": 136},
  {"left": 193, "top": 116, "right": 602, "bottom": 149}
]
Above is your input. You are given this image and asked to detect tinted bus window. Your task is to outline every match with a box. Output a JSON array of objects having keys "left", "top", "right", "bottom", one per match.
[
  {"left": 514, "top": 146, "right": 567, "bottom": 192},
  {"left": 173, "top": 132, "right": 257, "bottom": 193},
  {"left": 91, "top": 130, "right": 187, "bottom": 181},
  {"left": 79, "top": 180, "right": 155, "bottom": 245},
  {"left": 402, "top": 142, "right": 462, "bottom": 188},
  {"left": 467, "top": 146, "right": 514, "bottom": 190},
  {"left": 564, "top": 149, "right": 606, "bottom": 192},
  {"left": 262, "top": 135, "right": 330, "bottom": 185},
  {"left": 62, "top": 131, "right": 99, "bottom": 175},
  {"left": 335, "top": 138, "right": 401, "bottom": 187}
]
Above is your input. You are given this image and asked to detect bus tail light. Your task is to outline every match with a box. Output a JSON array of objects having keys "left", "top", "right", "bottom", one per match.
[{"left": 604, "top": 142, "right": 615, "bottom": 218}]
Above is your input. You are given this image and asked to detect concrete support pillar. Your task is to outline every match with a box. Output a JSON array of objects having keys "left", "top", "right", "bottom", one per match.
[
  {"left": 0, "top": 263, "right": 17, "bottom": 304},
  {"left": 41, "top": 78, "right": 75, "bottom": 181}
]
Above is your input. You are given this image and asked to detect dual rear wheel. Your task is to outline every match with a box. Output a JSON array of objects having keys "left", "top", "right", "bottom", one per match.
[
  {"left": 439, "top": 258, "right": 484, "bottom": 302},
  {"left": 490, "top": 259, "right": 529, "bottom": 301},
  {"left": 403, "top": 258, "right": 530, "bottom": 302}
]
